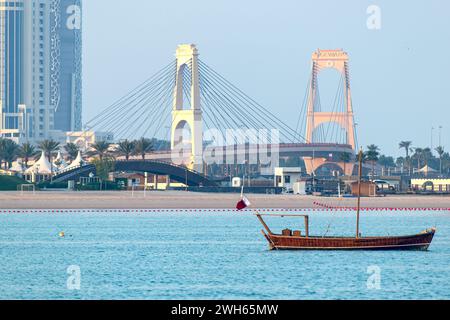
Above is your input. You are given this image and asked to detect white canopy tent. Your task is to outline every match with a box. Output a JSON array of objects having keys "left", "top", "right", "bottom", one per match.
[
  {"left": 24, "top": 151, "right": 57, "bottom": 182},
  {"left": 25, "top": 151, "right": 53, "bottom": 175},
  {"left": 65, "top": 151, "right": 86, "bottom": 171},
  {"left": 53, "top": 151, "right": 68, "bottom": 171},
  {"left": 419, "top": 165, "right": 438, "bottom": 174}
]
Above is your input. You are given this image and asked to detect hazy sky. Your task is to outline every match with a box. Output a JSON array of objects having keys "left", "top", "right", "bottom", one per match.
[{"left": 82, "top": 0, "right": 450, "bottom": 157}]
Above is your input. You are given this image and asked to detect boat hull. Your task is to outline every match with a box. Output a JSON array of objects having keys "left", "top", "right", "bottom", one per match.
[{"left": 262, "top": 230, "right": 435, "bottom": 251}]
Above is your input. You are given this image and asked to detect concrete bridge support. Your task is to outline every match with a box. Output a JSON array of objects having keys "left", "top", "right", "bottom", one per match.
[
  {"left": 171, "top": 44, "right": 203, "bottom": 172},
  {"left": 303, "top": 157, "right": 354, "bottom": 177}
]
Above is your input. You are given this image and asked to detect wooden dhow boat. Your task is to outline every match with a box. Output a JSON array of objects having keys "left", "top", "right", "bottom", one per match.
[{"left": 255, "top": 150, "right": 436, "bottom": 251}]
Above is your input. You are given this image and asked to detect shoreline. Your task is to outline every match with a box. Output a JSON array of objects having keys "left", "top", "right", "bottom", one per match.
[{"left": 1, "top": 191, "right": 450, "bottom": 210}]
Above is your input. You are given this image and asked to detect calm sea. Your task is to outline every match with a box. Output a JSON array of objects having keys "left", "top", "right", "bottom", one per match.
[{"left": 0, "top": 210, "right": 449, "bottom": 300}]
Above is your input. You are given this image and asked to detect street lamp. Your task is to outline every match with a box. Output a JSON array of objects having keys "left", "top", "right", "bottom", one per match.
[{"left": 431, "top": 126, "right": 435, "bottom": 151}]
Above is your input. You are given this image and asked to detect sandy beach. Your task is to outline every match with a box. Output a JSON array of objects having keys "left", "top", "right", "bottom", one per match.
[{"left": 0, "top": 191, "right": 450, "bottom": 210}]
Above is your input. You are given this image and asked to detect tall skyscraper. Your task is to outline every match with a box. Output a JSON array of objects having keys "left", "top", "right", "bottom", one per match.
[
  {"left": 0, "top": 0, "right": 25, "bottom": 139},
  {"left": 50, "top": 0, "right": 82, "bottom": 132},
  {"left": 0, "top": 0, "right": 82, "bottom": 143}
]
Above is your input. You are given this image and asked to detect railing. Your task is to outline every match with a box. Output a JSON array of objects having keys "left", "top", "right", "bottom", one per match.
[
  {"left": 55, "top": 164, "right": 83, "bottom": 176},
  {"left": 52, "top": 164, "right": 95, "bottom": 183},
  {"left": 115, "top": 159, "right": 211, "bottom": 179},
  {"left": 52, "top": 159, "right": 213, "bottom": 184}
]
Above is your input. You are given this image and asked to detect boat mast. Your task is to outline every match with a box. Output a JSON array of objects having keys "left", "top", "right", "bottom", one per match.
[{"left": 356, "top": 149, "right": 363, "bottom": 239}]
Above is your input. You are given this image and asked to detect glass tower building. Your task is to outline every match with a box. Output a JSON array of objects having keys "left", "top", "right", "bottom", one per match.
[
  {"left": 0, "top": 0, "right": 24, "bottom": 136},
  {"left": 1, "top": 0, "right": 82, "bottom": 142},
  {"left": 50, "top": 0, "right": 82, "bottom": 132}
]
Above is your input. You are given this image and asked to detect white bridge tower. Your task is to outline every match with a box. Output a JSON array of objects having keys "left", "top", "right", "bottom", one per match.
[{"left": 171, "top": 44, "right": 203, "bottom": 172}]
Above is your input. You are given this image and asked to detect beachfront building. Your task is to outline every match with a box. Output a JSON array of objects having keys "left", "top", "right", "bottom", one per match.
[
  {"left": 110, "top": 172, "right": 180, "bottom": 190},
  {"left": 411, "top": 178, "right": 450, "bottom": 193},
  {"left": 66, "top": 131, "right": 114, "bottom": 151},
  {"left": 0, "top": 0, "right": 82, "bottom": 143},
  {"left": 9, "top": 160, "right": 25, "bottom": 174},
  {"left": 274, "top": 167, "right": 302, "bottom": 192}
]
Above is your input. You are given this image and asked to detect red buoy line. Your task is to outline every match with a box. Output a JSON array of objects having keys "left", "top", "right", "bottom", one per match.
[{"left": 0, "top": 207, "right": 449, "bottom": 214}]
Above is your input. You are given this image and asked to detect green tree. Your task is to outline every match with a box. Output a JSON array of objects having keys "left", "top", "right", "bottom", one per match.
[
  {"left": 0, "top": 138, "right": 6, "bottom": 168},
  {"left": 64, "top": 143, "right": 79, "bottom": 161},
  {"left": 365, "top": 144, "right": 380, "bottom": 178},
  {"left": 38, "top": 139, "right": 60, "bottom": 162},
  {"left": 435, "top": 146, "right": 445, "bottom": 175},
  {"left": 412, "top": 147, "right": 424, "bottom": 172},
  {"left": 442, "top": 152, "right": 450, "bottom": 174},
  {"left": 399, "top": 141, "right": 412, "bottom": 158},
  {"left": 339, "top": 152, "right": 352, "bottom": 176},
  {"left": 396, "top": 157, "right": 405, "bottom": 169},
  {"left": 134, "top": 137, "right": 154, "bottom": 160},
  {"left": 0, "top": 139, "right": 19, "bottom": 169},
  {"left": 399, "top": 141, "right": 412, "bottom": 173},
  {"left": 38, "top": 139, "right": 60, "bottom": 180},
  {"left": 19, "top": 142, "right": 38, "bottom": 167},
  {"left": 116, "top": 139, "right": 135, "bottom": 161},
  {"left": 90, "top": 141, "right": 111, "bottom": 161},
  {"left": 378, "top": 155, "right": 395, "bottom": 175},
  {"left": 421, "top": 148, "right": 434, "bottom": 168},
  {"left": 92, "top": 157, "right": 115, "bottom": 189}
]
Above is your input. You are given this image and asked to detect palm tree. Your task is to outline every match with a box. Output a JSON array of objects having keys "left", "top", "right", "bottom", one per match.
[
  {"left": 399, "top": 141, "right": 412, "bottom": 173},
  {"left": 339, "top": 152, "right": 352, "bottom": 176},
  {"left": 396, "top": 157, "right": 405, "bottom": 170},
  {"left": 435, "top": 146, "right": 445, "bottom": 175},
  {"left": 134, "top": 137, "right": 154, "bottom": 160},
  {"left": 116, "top": 139, "right": 135, "bottom": 161},
  {"left": 399, "top": 141, "right": 412, "bottom": 158},
  {"left": 365, "top": 144, "right": 380, "bottom": 179},
  {"left": 422, "top": 148, "right": 433, "bottom": 166},
  {"left": 413, "top": 147, "right": 424, "bottom": 172},
  {"left": 38, "top": 139, "right": 60, "bottom": 181},
  {"left": 90, "top": 141, "right": 111, "bottom": 161},
  {"left": 64, "top": 143, "right": 79, "bottom": 161},
  {"left": 19, "top": 142, "right": 38, "bottom": 167},
  {"left": 0, "top": 139, "right": 19, "bottom": 169},
  {"left": 38, "top": 139, "right": 60, "bottom": 162},
  {"left": 378, "top": 155, "right": 395, "bottom": 175},
  {"left": 0, "top": 138, "right": 5, "bottom": 169}
]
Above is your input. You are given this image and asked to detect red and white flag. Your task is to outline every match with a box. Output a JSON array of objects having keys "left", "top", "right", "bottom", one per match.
[{"left": 236, "top": 196, "right": 251, "bottom": 211}]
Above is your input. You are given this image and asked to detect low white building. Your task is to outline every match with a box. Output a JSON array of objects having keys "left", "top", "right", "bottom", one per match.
[
  {"left": 274, "top": 167, "right": 303, "bottom": 192},
  {"left": 66, "top": 131, "right": 114, "bottom": 151}
]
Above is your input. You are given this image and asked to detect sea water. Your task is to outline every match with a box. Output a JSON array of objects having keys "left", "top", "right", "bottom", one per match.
[{"left": 0, "top": 210, "right": 449, "bottom": 300}]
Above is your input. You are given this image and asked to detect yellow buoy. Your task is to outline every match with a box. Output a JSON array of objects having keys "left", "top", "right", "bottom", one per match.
[{"left": 59, "top": 231, "right": 65, "bottom": 238}]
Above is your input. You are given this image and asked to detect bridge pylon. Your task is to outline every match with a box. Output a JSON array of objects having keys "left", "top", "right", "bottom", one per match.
[
  {"left": 304, "top": 49, "right": 357, "bottom": 176},
  {"left": 171, "top": 44, "right": 203, "bottom": 172}
]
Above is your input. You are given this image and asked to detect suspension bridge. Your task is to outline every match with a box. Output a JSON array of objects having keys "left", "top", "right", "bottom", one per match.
[{"left": 56, "top": 45, "right": 358, "bottom": 184}]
